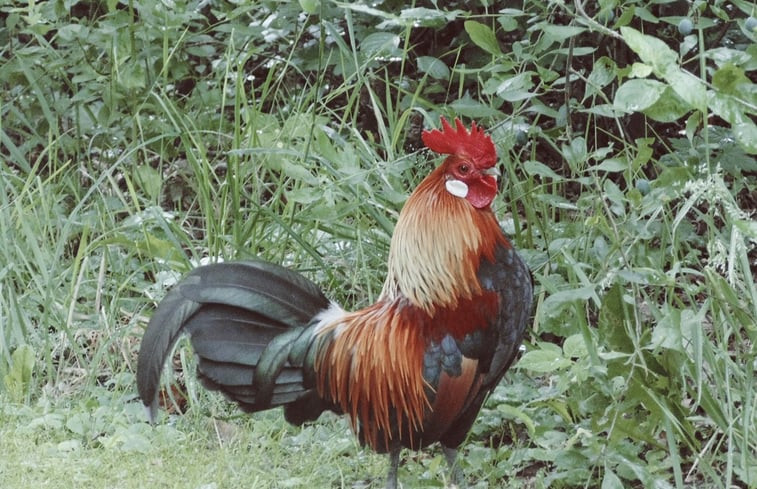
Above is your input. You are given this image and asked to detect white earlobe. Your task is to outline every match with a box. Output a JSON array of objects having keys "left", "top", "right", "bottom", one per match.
[{"left": 445, "top": 179, "right": 469, "bottom": 198}]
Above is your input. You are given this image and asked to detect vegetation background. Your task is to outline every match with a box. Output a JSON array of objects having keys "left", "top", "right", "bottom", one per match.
[{"left": 1, "top": 0, "right": 755, "bottom": 487}]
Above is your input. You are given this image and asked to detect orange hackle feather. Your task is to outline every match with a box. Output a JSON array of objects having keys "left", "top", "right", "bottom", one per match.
[
  {"left": 383, "top": 163, "right": 509, "bottom": 315},
  {"left": 315, "top": 300, "right": 431, "bottom": 449},
  {"left": 315, "top": 117, "right": 507, "bottom": 451}
]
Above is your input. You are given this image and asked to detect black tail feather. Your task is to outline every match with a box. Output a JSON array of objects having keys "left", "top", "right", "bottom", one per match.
[
  {"left": 137, "top": 260, "right": 331, "bottom": 422},
  {"left": 137, "top": 281, "right": 203, "bottom": 422}
]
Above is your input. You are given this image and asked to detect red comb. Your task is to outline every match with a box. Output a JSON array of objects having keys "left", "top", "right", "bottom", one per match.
[{"left": 421, "top": 117, "right": 497, "bottom": 168}]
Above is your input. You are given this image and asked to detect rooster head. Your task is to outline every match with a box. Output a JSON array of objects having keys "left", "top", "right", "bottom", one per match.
[{"left": 421, "top": 117, "right": 499, "bottom": 209}]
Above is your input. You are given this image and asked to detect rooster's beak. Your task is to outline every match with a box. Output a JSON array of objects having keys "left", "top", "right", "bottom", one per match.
[{"left": 483, "top": 166, "right": 501, "bottom": 179}]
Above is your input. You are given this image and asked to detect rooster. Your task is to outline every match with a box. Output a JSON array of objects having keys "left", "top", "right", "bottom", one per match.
[{"left": 137, "top": 117, "right": 533, "bottom": 488}]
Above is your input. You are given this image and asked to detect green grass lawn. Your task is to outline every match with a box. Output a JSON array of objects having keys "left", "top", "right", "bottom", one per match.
[
  {"left": 1, "top": 1, "right": 756, "bottom": 488},
  {"left": 0, "top": 385, "right": 528, "bottom": 488},
  {"left": 1, "top": 388, "right": 382, "bottom": 488}
]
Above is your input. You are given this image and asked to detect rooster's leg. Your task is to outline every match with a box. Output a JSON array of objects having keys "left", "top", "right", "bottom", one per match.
[
  {"left": 442, "top": 445, "right": 463, "bottom": 487},
  {"left": 385, "top": 446, "right": 401, "bottom": 489}
]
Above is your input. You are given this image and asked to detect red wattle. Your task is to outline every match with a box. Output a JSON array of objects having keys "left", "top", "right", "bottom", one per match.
[{"left": 467, "top": 176, "right": 498, "bottom": 208}]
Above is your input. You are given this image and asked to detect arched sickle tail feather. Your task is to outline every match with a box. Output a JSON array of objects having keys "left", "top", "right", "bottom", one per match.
[
  {"left": 137, "top": 280, "right": 202, "bottom": 423},
  {"left": 136, "top": 261, "right": 330, "bottom": 422}
]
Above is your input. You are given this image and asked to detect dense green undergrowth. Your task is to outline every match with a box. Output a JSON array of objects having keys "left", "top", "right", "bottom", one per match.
[{"left": 1, "top": 1, "right": 756, "bottom": 488}]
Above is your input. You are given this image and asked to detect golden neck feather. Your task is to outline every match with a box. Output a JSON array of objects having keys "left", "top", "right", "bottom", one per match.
[{"left": 380, "top": 166, "right": 503, "bottom": 314}]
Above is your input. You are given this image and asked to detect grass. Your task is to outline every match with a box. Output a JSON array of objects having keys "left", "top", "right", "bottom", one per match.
[
  {"left": 2, "top": 1, "right": 756, "bottom": 488},
  {"left": 0, "top": 393, "right": 392, "bottom": 488},
  {"left": 0, "top": 378, "right": 552, "bottom": 488}
]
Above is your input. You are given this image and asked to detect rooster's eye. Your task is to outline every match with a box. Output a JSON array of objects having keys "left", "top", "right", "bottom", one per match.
[{"left": 459, "top": 164, "right": 469, "bottom": 174}]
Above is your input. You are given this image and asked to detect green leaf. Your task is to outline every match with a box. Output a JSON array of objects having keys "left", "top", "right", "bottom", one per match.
[
  {"left": 4, "top": 345, "right": 35, "bottom": 402},
  {"left": 536, "top": 65, "right": 559, "bottom": 83},
  {"left": 632, "top": 137, "right": 655, "bottom": 170},
  {"left": 562, "top": 136, "right": 587, "bottom": 170},
  {"left": 732, "top": 121, "right": 757, "bottom": 154},
  {"left": 542, "top": 286, "right": 597, "bottom": 318},
  {"left": 417, "top": 56, "right": 450, "bottom": 80},
  {"left": 496, "top": 403, "right": 536, "bottom": 436},
  {"left": 598, "top": 282, "right": 636, "bottom": 352},
  {"left": 708, "top": 93, "right": 757, "bottom": 153},
  {"left": 280, "top": 159, "right": 319, "bottom": 185},
  {"left": 615, "top": 5, "right": 636, "bottom": 26},
  {"left": 614, "top": 79, "right": 667, "bottom": 112},
  {"left": 485, "top": 71, "right": 543, "bottom": 102},
  {"left": 593, "top": 158, "right": 628, "bottom": 172},
  {"left": 66, "top": 413, "right": 88, "bottom": 437},
  {"left": 580, "top": 104, "right": 622, "bottom": 118},
  {"left": 712, "top": 63, "right": 750, "bottom": 95},
  {"left": 642, "top": 86, "right": 690, "bottom": 122},
  {"left": 523, "top": 160, "right": 564, "bottom": 181},
  {"left": 602, "top": 469, "right": 624, "bottom": 489},
  {"left": 735, "top": 199, "right": 757, "bottom": 225},
  {"left": 119, "top": 63, "right": 146, "bottom": 91},
  {"left": 562, "top": 334, "right": 589, "bottom": 358},
  {"left": 584, "top": 56, "right": 616, "bottom": 101},
  {"left": 517, "top": 349, "right": 572, "bottom": 373},
  {"left": 360, "top": 32, "right": 400, "bottom": 56},
  {"left": 685, "top": 111, "right": 701, "bottom": 143},
  {"left": 629, "top": 62, "right": 653, "bottom": 78},
  {"left": 497, "top": 15, "right": 519, "bottom": 32},
  {"left": 534, "top": 193, "right": 579, "bottom": 210},
  {"left": 665, "top": 69, "right": 707, "bottom": 113},
  {"left": 603, "top": 179, "right": 626, "bottom": 217},
  {"left": 298, "top": 0, "right": 320, "bottom": 15},
  {"left": 620, "top": 26, "right": 677, "bottom": 71},
  {"left": 449, "top": 93, "right": 503, "bottom": 118},
  {"left": 114, "top": 233, "right": 186, "bottom": 266},
  {"left": 553, "top": 47, "right": 596, "bottom": 56},
  {"left": 398, "top": 7, "right": 460, "bottom": 28},
  {"left": 464, "top": 20, "right": 502, "bottom": 56},
  {"left": 538, "top": 23, "right": 586, "bottom": 43},
  {"left": 491, "top": 71, "right": 536, "bottom": 101},
  {"left": 708, "top": 92, "right": 747, "bottom": 124},
  {"left": 617, "top": 267, "right": 666, "bottom": 285},
  {"left": 651, "top": 309, "right": 684, "bottom": 351},
  {"left": 57, "top": 440, "right": 83, "bottom": 452},
  {"left": 635, "top": 6, "right": 659, "bottom": 23},
  {"left": 707, "top": 47, "right": 753, "bottom": 68},
  {"left": 286, "top": 187, "right": 322, "bottom": 205},
  {"left": 655, "top": 166, "right": 693, "bottom": 189},
  {"left": 185, "top": 44, "right": 216, "bottom": 58},
  {"left": 620, "top": 26, "right": 707, "bottom": 112},
  {"left": 133, "top": 165, "right": 162, "bottom": 201}
]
